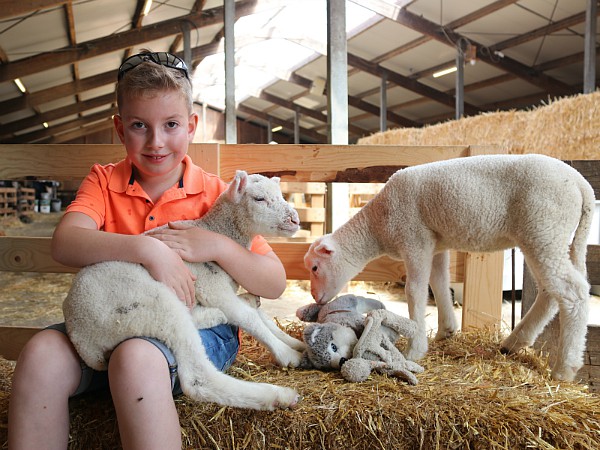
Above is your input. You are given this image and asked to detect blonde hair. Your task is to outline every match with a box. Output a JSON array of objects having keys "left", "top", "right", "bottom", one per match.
[{"left": 116, "top": 57, "right": 193, "bottom": 113}]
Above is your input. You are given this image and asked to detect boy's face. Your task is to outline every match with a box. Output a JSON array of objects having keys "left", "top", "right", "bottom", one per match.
[{"left": 114, "top": 90, "right": 198, "bottom": 182}]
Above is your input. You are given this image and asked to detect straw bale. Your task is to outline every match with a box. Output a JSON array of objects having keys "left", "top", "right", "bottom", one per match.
[
  {"left": 358, "top": 92, "right": 600, "bottom": 160},
  {"left": 1, "top": 328, "right": 598, "bottom": 449}
]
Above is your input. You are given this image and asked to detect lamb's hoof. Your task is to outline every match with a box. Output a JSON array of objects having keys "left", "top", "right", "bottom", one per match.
[
  {"left": 405, "top": 347, "right": 426, "bottom": 362},
  {"left": 551, "top": 365, "right": 579, "bottom": 382},
  {"left": 277, "top": 349, "right": 304, "bottom": 368},
  {"left": 434, "top": 327, "right": 457, "bottom": 341},
  {"left": 499, "top": 346, "right": 511, "bottom": 355},
  {"left": 271, "top": 389, "right": 301, "bottom": 410}
]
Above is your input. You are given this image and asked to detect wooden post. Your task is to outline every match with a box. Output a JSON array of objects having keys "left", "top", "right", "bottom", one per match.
[{"left": 462, "top": 251, "right": 504, "bottom": 329}]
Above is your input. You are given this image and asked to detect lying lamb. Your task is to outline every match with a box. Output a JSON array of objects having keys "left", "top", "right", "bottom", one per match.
[
  {"left": 304, "top": 154, "right": 594, "bottom": 381},
  {"left": 63, "top": 171, "right": 305, "bottom": 410}
]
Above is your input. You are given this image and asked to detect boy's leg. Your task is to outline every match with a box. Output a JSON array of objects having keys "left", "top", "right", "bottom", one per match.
[
  {"left": 108, "top": 338, "right": 182, "bottom": 450},
  {"left": 109, "top": 324, "right": 238, "bottom": 449},
  {"left": 8, "top": 329, "right": 83, "bottom": 450}
]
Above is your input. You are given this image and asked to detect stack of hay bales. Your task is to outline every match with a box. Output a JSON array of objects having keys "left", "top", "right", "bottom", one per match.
[
  {"left": 1, "top": 329, "right": 599, "bottom": 449},
  {"left": 359, "top": 92, "right": 600, "bottom": 160}
]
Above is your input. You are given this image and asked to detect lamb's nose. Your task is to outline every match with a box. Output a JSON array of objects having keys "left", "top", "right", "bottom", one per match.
[{"left": 290, "top": 211, "right": 300, "bottom": 225}]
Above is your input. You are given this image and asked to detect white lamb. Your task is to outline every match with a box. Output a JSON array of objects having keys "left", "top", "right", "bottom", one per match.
[
  {"left": 304, "top": 154, "right": 594, "bottom": 381},
  {"left": 63, "top": 171, "right": 305, "bottom": 410}
]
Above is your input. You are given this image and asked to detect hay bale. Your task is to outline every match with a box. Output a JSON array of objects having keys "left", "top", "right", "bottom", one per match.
[
  {"left": 358, "top": 92, "right": 600, "bottom": 160},
  {"left": 1, "top": 328, "right": 598, "bottom": 449}
]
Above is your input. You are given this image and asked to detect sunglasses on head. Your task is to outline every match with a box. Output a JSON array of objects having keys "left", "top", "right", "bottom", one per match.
[{"left": 117, "top": 52, "right": 190, "bottom": 81}]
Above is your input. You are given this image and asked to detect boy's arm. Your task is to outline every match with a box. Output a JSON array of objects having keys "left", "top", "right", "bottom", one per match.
[
  {"left": 51, "top": 211, "right": 197, "bottom": 309},
  {"left": 148, "top": 223, "right": 287, "bottom": 299}
]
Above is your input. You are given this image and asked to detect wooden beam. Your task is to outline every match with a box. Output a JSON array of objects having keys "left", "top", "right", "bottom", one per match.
[
  {"left": 0, "top": 70, "right": 115, "bottom": 114},
  {"left": 236, "top": 104, "right": 325, "bottom": 143},
  {"left": 0, "top": 93, "right": 116, "bottom": 139},
  {"left": 347, "top": 53, "right": 481, "bottom": 116},
  {"left": 5, "top": 107, "right": 118, "bottom": 144},
  {"left": 391, "top": 8, "right": 573, "bottom": 96},
  {"left": 0, "top": 0, "right": 67, "bottom": 20},
  {"left": 0, "top": 0, "right": 264, "bottom": 82}
]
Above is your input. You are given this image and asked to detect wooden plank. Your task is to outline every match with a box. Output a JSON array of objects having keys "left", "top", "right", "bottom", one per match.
[
  {"left": 588, "top": 244, "right": 600, "bottom": 285},
  {"left": 461, "top": 251, "right": 504, "bottom": 329},
  {"left": 280, "top": 182, "right": 326, "bottom": 194},
  {"left": 187, "top": 143, "right": 220, "bottom": 176},
  {"left": 0, "top": 326, "right": 40, "bottom": 360},
  {"left": 0, "top": 144, "right": 125, "bottom": 180},
  {"left": 0, "top": 237, "right": 76, "bottom": 273},
  {"left": 296, "top": 207, "right": 325, "bottom": 223},
  {"left": 565, "top": 160, "right": 600, "bottom": 198},
  {"left": 270, "top": 241, "right": 465, "bottom": 283},
  {"left": 219, "top": 144, "right": 474, "bottom": 182}
]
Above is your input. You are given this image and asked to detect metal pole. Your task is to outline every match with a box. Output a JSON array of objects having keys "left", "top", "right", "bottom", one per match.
[
  {"left": 380, "top": 72, "right": 387, "bottom": 132},
  {"left": 583, "top": 0, "right": 597, "bottom": 94},
  {"left": 294, "top": 108, "right": 300, "bottom": 144},
  {"left": 455, "top": 45, "right": 464, "bottom": 119},
  {"left": 326, "top": 0, "right": 348, "bottom": 145},
  {"left": 182, "top": 22, "right": 192, "bottom": 69},
  {"left": 326, "top": 0, "right": 349, "bottom": 234},
  {"left": 224, "top": 0, "right": 237, "bottom": 143}
]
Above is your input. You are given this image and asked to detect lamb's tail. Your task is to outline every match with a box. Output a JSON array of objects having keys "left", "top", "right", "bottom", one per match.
[
  {"left": 168, "top": 320, "right": 299, "bottom": 410},
  {"left": 570, "top": 174, "right": 596, "bottom": 277}
]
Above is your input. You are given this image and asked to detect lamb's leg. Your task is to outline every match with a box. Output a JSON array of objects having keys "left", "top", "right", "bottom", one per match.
[
  {"left": 254, "top": 308, "right": 306, "bottom": 352},
  {"left": 501, "top": 289, "right": 558, "bottom": 352},
  {"left": 429, "top": 251, "right": 458, "bottom": 340},
  {"left": 172, "top": 316, "right": 300, "bottom": 410},
  {"left": 215, "top": 292, "right": 304, "bottom": 367},
  {"left": 501, "top": 250, "right": 589, "bottom": 381},
  {"left": 550, "top": 266, "right": 589, "bottom": 381},
  {"left": 403, "top": 251, "right": 434, "bottom": 361}
]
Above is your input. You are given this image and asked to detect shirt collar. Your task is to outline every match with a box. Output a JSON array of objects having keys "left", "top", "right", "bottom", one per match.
[{"left": 108, "top": 154, "right": 206, "bottom": 196}]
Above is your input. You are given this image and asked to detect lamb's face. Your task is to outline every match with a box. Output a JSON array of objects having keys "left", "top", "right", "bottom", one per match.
[
  {"left": 304, "top": 235, "right": 352, "bottom": 305},
  {"left": 303, "top": 323, "right": 358, "bottom": 369},
  {"left": 242, "top": 174, "right": 300, "bottom": 237}
]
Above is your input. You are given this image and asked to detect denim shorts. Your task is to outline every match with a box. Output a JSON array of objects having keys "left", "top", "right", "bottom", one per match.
[{"left": 48, "top": 322, "right": 239, "bottom": 397}]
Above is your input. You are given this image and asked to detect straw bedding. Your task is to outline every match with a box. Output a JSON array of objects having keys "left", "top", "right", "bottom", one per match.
[{"left": 1, "top": 327, "right": 598, "bottom": 449}]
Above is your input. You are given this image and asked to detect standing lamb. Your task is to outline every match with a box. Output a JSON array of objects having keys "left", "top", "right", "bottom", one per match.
[
  {"left": 63, "top": 171, "right": 305, "bottom": 410},
  {"left": 304, "top": 154, "right": 594, "bottom": 381}
]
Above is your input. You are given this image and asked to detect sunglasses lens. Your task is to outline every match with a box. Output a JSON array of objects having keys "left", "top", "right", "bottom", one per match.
[{"left": 118, "top": 52, "right": 189, "bottom": 80}]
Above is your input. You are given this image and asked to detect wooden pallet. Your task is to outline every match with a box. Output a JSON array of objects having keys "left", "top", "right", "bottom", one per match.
[
  {"left": 17, "top": 187, "right": 35, "bottom": 214},
  {"left": 0, "top": 187, "right": 17, "bottom": 217}
]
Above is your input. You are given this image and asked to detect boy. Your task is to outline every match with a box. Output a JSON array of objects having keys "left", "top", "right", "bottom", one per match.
[{"left": 8, "top": 51, "right": 289, "bottom": 450}]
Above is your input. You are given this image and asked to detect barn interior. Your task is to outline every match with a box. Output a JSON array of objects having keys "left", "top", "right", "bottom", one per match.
[{"left": 1, "top": 1, "right": 599, "bottom": 448}]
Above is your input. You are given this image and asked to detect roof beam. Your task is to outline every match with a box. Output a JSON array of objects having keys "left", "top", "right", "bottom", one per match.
[
  {"left": 0, "top": 0, "right": 265, "bottom": 82},
  {"left": 347, "top": 53, "right": 481, "bottom": 115},
  {"left": 0, "top": 93, "right": 115, "bottom": 139},
  {"left": 0, "top": 71, "right": 115, "bottom": 113},
  {"left": 387, "top": 6, "right": 573, "bottom": 96},
  {"left": 237, "top": 104, "right": 324, "bottom": 143},
  {"left": 257, "top": 91, "right": 369, "bottom": 138},
  {"left": 4, "top": 107, "right": 119, "bottom": 144},
  {"left": 0, "top": 0, "right": 67, "bottom": 20}
]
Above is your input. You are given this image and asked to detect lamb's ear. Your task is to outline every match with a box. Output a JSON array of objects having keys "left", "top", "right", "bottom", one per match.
[
  {"left": 314, "top": 239, "right": 336, "bottom": 257},
  {"left": 271, "top": 176, "right": 280, "bottom": 185},
  {"left": 227, "top": 170, "right": 248, "bottom": 203}
]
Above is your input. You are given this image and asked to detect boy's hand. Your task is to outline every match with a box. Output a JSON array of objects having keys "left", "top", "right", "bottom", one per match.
[
  {"left": 147, "top": 222, "right": 222, "bottom": 264},
  {"left": 143, "top": 241, "right": 197, "bottom": 310}
]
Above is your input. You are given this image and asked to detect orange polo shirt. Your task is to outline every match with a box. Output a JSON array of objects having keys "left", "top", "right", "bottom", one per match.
[{"left": 66, "top": 154, "right": 272, "bottom": 255}]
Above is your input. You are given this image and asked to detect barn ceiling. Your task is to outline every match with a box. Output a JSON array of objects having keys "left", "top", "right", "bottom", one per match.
[{"left": 0, "top": 0, "right": 598, "bottom": 144}]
